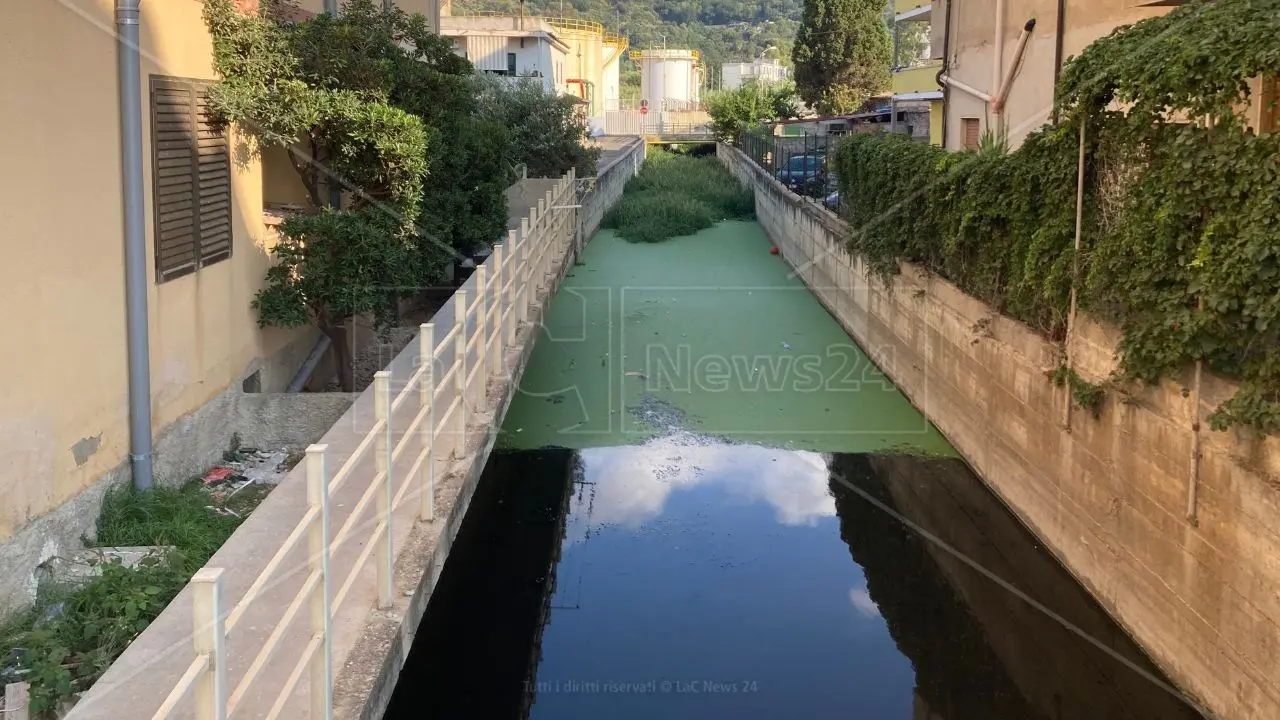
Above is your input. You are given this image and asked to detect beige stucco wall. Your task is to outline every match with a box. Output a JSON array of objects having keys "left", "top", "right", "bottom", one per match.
[
  {"left": 0, "top": 0, "right": 305, "bottom": 546},
  {"left": 941, "top": 0, "right": 1164, "bottom": 150},
  {"left": 722, "top": 143, "right": 1280, "bottom": 720}
]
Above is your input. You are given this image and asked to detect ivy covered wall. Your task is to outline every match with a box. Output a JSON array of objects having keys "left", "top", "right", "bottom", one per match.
[{"left": 832, "top": 0, "right": 1280, "bottom": 432}]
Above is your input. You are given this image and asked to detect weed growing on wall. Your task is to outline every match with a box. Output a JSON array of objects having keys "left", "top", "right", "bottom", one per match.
[
  {"left": 831, "top": 0, "right": 1280, "bottom": 433},
  {"left": 604, "top": 150, "right": 755, "bottom": 243}
]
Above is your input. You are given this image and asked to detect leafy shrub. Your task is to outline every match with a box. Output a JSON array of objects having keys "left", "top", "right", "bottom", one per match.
[
  {"left": 705, "top": 80, "right": 800, "bottom": 143},
  {"left": 2, "top": 484, "right": 254, "bottom": 714},
  {"left": 604, "top": 151, "right": 755, "bottom": 242}
]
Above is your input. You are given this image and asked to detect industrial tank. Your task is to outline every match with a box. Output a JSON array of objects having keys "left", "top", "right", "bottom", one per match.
[{"left": 634, "top": 49, "right": 702, "bottom": 110}]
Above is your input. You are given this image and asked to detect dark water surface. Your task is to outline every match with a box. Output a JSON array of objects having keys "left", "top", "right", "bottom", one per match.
[{"left": 385, "top": 441, "right": 1203, "bottom": 720}]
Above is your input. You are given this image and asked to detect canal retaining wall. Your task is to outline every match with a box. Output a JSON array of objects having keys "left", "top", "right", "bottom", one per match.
[{"left": 719, "top": 142, "right": 1280, "bottom": 720}]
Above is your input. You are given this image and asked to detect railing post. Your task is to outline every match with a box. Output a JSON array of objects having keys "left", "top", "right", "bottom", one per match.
[
  {"left": 519, "top": 219, "right": 531, "bottom": 324},
  {"left": 491, "top": 244, "right": 505, "bottom": 365},
  {"left": 544, "top": 189, "right": 555, "bottom": 280},
  {"left": 476, "top": 263, "right": 489, "bottom": 395},
  {"left": 454, "top": 290, "right": 469, "bottom": 446},
  {"left": 192, "top": 568, "right": 227, "bottom": 720},
  {"left": 305, "top": 445, "right": 333, "bottom": 720},
  {"left": 418, "top": 323, "right": 436, "bottom": 521},
  {"left": 506, "top": 229, "right": 518, "bottom": 345},
  {"left": 4, "top": 682, "right": 30, "bottom": 720},
  {"left": 373, "top": 371, "right": 394, "bottom": 610},
  {"left": 536, "top": 199, "right": 547, "bottom": 295}
]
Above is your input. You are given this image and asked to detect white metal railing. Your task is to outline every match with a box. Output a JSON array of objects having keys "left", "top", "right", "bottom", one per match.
[{"left": 150, "top": 170, "right": 578, "bottom": 720}]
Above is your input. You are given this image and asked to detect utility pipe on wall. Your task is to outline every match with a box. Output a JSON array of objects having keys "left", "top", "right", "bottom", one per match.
[
  {"left": 117, "top": 0, "right": 154, "bottom": 491},
  {"left": 992, "top": 19, "right": 1036, "bottom": 120},
  {"left": 1062, "top": 118, "right": 1086, "bottom": 430},
  {"left": 939, "top": 74, "right": 992, "bottom": 103},
  {"left": 992, "top": 0, "right": 1005, "bottom": 98}
]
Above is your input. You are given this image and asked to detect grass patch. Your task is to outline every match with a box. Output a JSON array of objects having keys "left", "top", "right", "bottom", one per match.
[
  {"left": 2, "top": 480, "right": 270, "bottom": 715},
  {"left": 603, "top": 150, "right": 755, "bottom": 243},
  {"left": 95, "top": 485, "right": 242, "bottom": 568}
]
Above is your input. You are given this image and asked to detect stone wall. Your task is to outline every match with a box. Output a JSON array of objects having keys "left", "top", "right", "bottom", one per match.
[{"left": 719, "top": 142, "right": 1280, "bottom": 720}]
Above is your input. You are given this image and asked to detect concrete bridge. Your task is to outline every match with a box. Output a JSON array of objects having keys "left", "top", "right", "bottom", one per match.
[{"left": 639, "top": 124, "right": 716, "bottom": 144}]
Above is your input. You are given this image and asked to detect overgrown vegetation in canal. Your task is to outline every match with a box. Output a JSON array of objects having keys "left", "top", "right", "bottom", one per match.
[
  {"left": 604, "top": 149, "right": 755, "bottom": 243},
  {"left": 830, "top": 0, "right": 1280, "bottom": 433},
  {"left": 1, "top": 476, "right": 270, "bottom": 715}
]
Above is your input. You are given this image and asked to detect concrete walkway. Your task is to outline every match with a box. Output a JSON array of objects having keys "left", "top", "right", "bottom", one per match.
[{"left": 67, "top": 139, "right": 645, "bottom": 720}]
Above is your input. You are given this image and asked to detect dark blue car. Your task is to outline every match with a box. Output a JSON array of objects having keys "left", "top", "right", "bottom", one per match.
[{"left": 776, "top": 155, "right": 825, "bottom": 190}]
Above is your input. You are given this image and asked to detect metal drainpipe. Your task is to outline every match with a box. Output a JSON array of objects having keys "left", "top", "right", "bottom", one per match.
[
  {"left": 941, "top": 0, "right": 955, "bottom": 148},
  {"left": 117, "top": 0, "right": 153, "bottom": 491}
]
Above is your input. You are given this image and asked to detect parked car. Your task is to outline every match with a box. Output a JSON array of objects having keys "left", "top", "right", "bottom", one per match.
[
  {"left": 776, "top": 155, "right": 825, "bottom": 191},
  {"left": 824, "top": 191, "right": 839, "bottom": 211}
]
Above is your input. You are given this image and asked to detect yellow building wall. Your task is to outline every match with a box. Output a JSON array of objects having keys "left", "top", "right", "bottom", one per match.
[
  {"left": 942, "top": 0, "right": 1165, "bottom": 150},
  {"left": 262, "top": 145, "right": 315, "bottom": 208},
  {"left": 0, "top": 0, "right": 303, "bottom": 540},
  {"left": 929, "top": 100, "right": 944, "bottom": 145}
]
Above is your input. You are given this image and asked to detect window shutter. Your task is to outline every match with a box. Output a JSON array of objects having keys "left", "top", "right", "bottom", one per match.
[
  {"left": 962, "top": 117, "right": 981, "bottom": 150},
  {"left": 196, "top": 93, "right": 232, "bottom": 265},
  {"left": 150, "top": 76, "right": 232, "bottom": 283}
]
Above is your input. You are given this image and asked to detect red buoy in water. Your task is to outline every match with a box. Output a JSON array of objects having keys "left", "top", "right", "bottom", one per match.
[{"left": 770, "top": 246, "right": 779, "bottom": 255}]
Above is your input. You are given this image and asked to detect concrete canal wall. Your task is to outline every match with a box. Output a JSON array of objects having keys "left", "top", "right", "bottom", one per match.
[{"left": 719, "top": 143, "right": 1280, "bottom": 720}]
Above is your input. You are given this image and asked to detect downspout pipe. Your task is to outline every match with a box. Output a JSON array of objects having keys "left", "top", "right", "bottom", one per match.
[
  {"left": 939, "top": 74, "right": 992, "bottom": 103},
  {"left": 993, "top": 0, "right": 1005, "bottom": 97},
  {"left": 287, "top": 335, "right": 333, "bottom": 393},
  {"left": 1052, "top": 0, "right": 1066, "bottom": 123},
  {"left": 117, "top": 0, "right": 154, "bottom": 491},
  {"left": 940, "top": 0, "right": 955, "bottom": 148},
  {"left": 992, "top": 18, "right": 1036, "bottom": 116}
]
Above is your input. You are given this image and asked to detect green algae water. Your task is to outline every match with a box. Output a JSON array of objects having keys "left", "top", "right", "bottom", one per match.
[
  {"left": 390, "top": 203, "right": 1204, "bottom": 719},
  {"left": 498, "top": 221, "right": 955, "bottom": 455}
]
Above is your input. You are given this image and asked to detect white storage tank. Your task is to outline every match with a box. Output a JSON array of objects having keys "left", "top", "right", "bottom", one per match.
[{"left": 634, "top": 49, "right": 702, "bottom": 111}]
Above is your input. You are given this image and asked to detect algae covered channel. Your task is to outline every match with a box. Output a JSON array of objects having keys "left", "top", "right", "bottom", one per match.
[{"left": 386, "top": 151, "right": 1204, "bottom": 720}]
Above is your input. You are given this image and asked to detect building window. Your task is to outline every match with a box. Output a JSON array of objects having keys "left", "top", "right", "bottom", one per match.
[
  {"left": 507, "top": 53, "right": 517, "bottom": 75},
  {"left": 961, "top": 117, "right": 981, "bottom": 150},
  {"left": 150, "top": 76, "right": 232, "bottom": 283}
]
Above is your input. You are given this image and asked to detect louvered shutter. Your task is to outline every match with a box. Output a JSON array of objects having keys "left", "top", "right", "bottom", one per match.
[
  {"left": 150, "top": 76, "right": 232, "bottom": 283},
  {"left": 962, "top": 117, "right": 981, "bottom": 150}
]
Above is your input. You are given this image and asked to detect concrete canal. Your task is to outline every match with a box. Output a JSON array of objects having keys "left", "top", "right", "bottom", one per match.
[{"left": 384, "top": 162, "right": 1205, "bottom": 719}]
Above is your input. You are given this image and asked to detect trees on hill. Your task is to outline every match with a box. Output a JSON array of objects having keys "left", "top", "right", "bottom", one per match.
[{"left": 791, "top": 0, "right": 891, "bottom": 115}]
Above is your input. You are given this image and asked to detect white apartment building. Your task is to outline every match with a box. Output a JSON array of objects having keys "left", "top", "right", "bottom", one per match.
[
  {"left": 721, "top": 58, "right": 789, "bottom": 90},
  {"left": 440, "top": 16, "right": 570, "bottom": 95}
]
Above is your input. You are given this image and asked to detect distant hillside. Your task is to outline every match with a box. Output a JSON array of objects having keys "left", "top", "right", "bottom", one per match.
[{"left": 453, "top": 0, "right": 799, "bottom": 87}]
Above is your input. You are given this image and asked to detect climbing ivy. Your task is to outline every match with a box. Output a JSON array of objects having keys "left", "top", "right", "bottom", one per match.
[
  {"left": 832, "top": 0, "right": 1280, "bottom": 432},
  {"left": 1052, "top": 366, "right": 1105, "bottom": 419}
]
